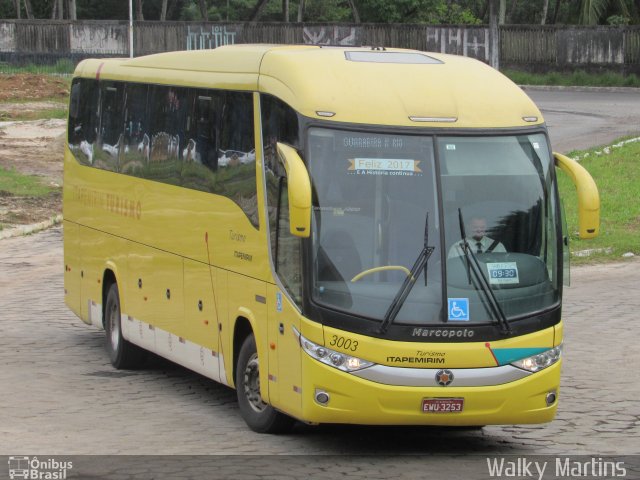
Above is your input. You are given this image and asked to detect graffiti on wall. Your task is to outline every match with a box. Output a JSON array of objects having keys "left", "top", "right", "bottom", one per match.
[
  {"left": 70, "top": 25, "right": 127, "bottom": 54},
  {"left": 187, "top": 25, "right": 239, "bottom": 50},
  {"left": 425, "top": 27, "right": 489, "bottom": 61},
  {"left": 303, "top": 26, "right": 358, "bottom": 46},
  {"left": 0, "top": 23, "right": 16, "bottom": 52}
]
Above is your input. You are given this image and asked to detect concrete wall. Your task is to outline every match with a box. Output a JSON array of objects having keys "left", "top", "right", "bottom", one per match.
[{"left": 1, "top": 21, "right": 639, "bottom": 72}]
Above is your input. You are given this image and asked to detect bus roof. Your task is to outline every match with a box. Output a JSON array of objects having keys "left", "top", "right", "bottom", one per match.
[{"left": 74, "top": 44, "right": 543, "bottom": 129}]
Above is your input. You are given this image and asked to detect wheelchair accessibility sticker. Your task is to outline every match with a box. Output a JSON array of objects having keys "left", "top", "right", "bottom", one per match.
[{"left": 448, "top": 298, "right": 470, "bottom": 321}]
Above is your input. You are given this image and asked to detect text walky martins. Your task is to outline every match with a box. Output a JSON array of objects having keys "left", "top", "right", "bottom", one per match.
[{"left": 487, "top": 457, "right": 627, "bottom": 479}]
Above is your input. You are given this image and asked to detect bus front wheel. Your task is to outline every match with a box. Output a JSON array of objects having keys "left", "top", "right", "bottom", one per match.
[
  {"left": 104, "top": 283, "right": 146, "bottom": 369},
  {"left": 236, "top": 333, "right": 294, "bottom": 433}
]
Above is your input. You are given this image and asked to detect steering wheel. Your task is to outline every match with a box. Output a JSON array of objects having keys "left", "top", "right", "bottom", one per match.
[{"left": 351, "top": 266, "right": 412, "bottom": 283}]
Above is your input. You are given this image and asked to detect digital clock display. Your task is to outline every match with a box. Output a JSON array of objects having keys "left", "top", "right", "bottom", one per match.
[{"left": 486, "top": 262, "right": 520, "bottom": 285}]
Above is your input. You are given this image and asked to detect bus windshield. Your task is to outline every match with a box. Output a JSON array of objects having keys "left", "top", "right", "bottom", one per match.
[{"left": 307, "top": 128, "right": 559, "bottom": 327}]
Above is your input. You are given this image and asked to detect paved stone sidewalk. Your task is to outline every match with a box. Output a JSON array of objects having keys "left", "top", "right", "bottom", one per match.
[{"left": 0, "top": 228, "right": 638, "bottom": 464}]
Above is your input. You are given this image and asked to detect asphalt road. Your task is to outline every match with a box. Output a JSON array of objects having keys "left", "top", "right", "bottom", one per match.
[{"left": 526, "top": 88, "right": 640, "bottom": 153}]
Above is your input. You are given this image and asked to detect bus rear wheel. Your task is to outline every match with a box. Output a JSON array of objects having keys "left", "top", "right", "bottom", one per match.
[
  {"left": 236, "top": 333, "right": 294, "bottom": 433},
  {"left": 104, "top": 283, "right": 146, "bottom": 369}
]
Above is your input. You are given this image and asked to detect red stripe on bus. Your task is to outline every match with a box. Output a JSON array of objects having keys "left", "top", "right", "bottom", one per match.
[
  {"left": 96, "top": 62, "right": 105, "bottom": 81},
  {"left": 485, "top": 342, "right": 499, "bottom": 366}
]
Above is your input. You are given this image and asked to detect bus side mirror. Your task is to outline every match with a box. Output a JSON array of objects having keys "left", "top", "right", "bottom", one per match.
[
  {"left": 276, "top": 142, "right": 311, "bottom": 238},
  {"left": 553, "top": 152, "right": 600, "bottom": 239}
]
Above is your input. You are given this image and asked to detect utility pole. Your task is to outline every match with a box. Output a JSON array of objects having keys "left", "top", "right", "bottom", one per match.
[
  {"left": 489, "top": 0, "right": 500, "bottom": 70},
  {"left": 129, "top": 0, "right": 134, "bottom": 58}
]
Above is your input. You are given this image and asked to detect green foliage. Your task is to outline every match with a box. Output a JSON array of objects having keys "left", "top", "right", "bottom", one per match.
[
  {"left": 607, "top": 14, "right": 630, "bottom": 24},
  {"left": 0, "top": 105, "right": 67, "bottom": 121},
  {"left": 76, "top": 0, "right": 130, "bottom": 19},
  {"left": 558, "top": 137, "right": 640, "bottom": 263},
  {"left": 356, "top": 0, "right": 479, "bottom": 24},
  {"left": 0, "top": 59, "right": 75, "bottom": 75},
  {"left": 1, "top": 0, "right": 639, "bottom": 24},
  {"left": 302, "top": 0, "right": 353, "bottom": 22},
  {"left": 503, "top": 69, "right": 640, "bottom": 88},
  {"left": 426, "top": 2, "right": 481, "bottom": 24},
  {"left": 0, "top": 167, "right": 57, "bottom": 197},
  {"left": 579, "top": 0, "right": 632, "bottom": 25}
]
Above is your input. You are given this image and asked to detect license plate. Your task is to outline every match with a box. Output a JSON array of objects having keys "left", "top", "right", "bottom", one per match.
[{"left": 422, "top": 398, "right": 464, "bottom": 413}]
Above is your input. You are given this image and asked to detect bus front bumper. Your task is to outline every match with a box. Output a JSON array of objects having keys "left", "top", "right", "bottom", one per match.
[{"left": 298, "top": 356, "right": 561, "bottom": 426}]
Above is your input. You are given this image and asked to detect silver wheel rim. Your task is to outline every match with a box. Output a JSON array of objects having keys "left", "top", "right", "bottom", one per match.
[
  {"left": 243, "top": 353, "right": 267, "bottom": 412},
  {"left": 108, "top": 298, "right": 120, "bottom": 352}
]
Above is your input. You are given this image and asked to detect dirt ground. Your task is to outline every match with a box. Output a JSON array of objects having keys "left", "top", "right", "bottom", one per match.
[
  {"left": 0, "top": 74, "right": 69, "bottom": 103},
  {"left": 0, "top": 74, "right": 68, "bottom": 230}
]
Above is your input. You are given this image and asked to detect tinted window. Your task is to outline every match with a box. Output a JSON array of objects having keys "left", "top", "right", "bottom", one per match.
[
  {"left": 261, "top": 94, "right": 300, "bottom": 264},
  {"left": 95, "top": 82, "right": 125, "bottom": 172},
  {"left": 121, "top": 83, "right": 149, "bottom": 175},
  {"left": 68, "top": 78, "right": 99, "bottom": 166},
  {"left": 66, "top": 79, "right": 258, "bottom": 228},
  {"left": 216, "top": 92, "right": 257, "bottom": 226}
]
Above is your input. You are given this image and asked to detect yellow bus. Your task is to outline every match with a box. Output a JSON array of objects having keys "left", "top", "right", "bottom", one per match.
[{"left": 64, "top": 45, "right": 599, "bottom": 433}]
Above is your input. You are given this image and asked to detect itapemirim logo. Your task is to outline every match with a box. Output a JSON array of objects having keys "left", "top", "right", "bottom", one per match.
[{"left": 8, "top": 456, "right": 73, "bottom": 480}]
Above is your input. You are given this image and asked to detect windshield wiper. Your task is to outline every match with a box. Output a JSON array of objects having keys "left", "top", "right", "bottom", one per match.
[
  {"left": 378, "top": 213, "right": 435, "bottom": 335},
  {"left": 457, "top": 208, "right": 512, "bottom": 335}
]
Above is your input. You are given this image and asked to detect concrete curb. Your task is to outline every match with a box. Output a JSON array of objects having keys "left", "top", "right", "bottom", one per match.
[
  {"left": 0, "top": 214, "right": 63, "bottom": 241},
  {"left": 520, "top": 85, "right": 640, "bottom": 94},
  {"left": 569, "top": 136, "right": 640, "bottom": 161}
]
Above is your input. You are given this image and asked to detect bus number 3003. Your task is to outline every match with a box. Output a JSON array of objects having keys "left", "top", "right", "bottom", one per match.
[{"left": 329, "top": 335, "right": 359, "bottom": 352}]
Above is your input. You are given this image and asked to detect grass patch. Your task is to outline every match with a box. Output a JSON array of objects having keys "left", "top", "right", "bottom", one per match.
[
  {"left": 504, "top": 69, "right": 640, "bottom": 88},
  {"left": 557, "top": 137, "right": 640, "bottom": 264},
  {"left": 0, "top": 59, "right": 75, "bottom": 75},
  {"left": 2, "top": 106, "right": 68, "bottom": 121},
  {"left": 0, "top": 167, "right": 57, "bottom": 197}
]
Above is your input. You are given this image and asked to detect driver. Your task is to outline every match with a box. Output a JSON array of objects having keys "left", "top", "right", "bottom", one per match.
[{"left": 448, "top": 216, "right": 506, "bottom": 258}]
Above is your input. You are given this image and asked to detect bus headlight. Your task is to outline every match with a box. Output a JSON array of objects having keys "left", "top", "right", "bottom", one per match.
[
  {"left": 294, "top": 328, "right": 375, "bottom": 372},
  {"left": 511, "top": 345, "right": 562, "bottom": 372}
]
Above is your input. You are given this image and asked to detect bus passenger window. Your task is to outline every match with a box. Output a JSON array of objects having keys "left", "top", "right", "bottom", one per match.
[
  {"left": 96, "top": 83, "right": 125, "bottom": 172},
  {"left": 261, "top": 94, "right": 300, "bottom": 265},
  {"left": 276, "top": 179, "right": 303, "bottom": 305},
  {"left": 194, "top": 94, "right": 217, "bottom": 169},
  {"left": 147, "top": 86, "right": 186, "bottom": 168},
  {"left": 218, "top": 92, "right": 258, "bottom": 227},
  {"left": 121, "top": 83, "right": 149, "bottom": 175},
  {"left": 67, "top": 78, "right": 99, "bottom": 166}
]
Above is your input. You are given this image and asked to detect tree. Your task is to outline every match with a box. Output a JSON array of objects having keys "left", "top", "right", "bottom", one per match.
[
  {"left": 541, "top": 0, "right": 549, "bottom": 23},
  {"left": 551, "top": 0, "right": 562, "bottom": 24},
  {"left": 579, "top": 0, "right": 630, "bottom": 24},
  {"left": 161, "top": 0, "right": 169, "bottom": 20},
  {"left": 136, "top": 0, "right": 144, "bottom": 20},
  {"left": 69, "top": 0, "right": 77, "bottom": 20},
  {"left": 346, "top": 0, "right": 361, "bottom": 22},
  {"left": 52, "top": 0, "right": 63, "bottom": 19},
  {"left": 249, "top": 0, "right": 269, "bottom": 20},
  {"left": 14, "top": 0, "right": 35, "bottom": 19},
  {"left": 297, "top": 0, "right": 304, "bottom": 21},
  {"left": 198, "top": 0, "right": 208, "bottom": 20}
]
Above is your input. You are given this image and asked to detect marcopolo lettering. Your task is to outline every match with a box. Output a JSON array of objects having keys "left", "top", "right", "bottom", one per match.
[{"left": 411, "top": 328, "right": 475, "bottom": 338}]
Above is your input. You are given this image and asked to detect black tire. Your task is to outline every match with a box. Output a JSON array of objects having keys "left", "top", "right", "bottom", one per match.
[
  {"left": 236, "top": 333, "right": 294, "bottom": 433},
  {"left": 104, "top": 283, "right": 146, "bottom": 369}
]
